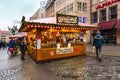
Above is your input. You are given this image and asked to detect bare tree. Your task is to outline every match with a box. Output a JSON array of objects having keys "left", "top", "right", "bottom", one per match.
[{"left": 8, "top": 25, "right": 18, "bottom": 35}]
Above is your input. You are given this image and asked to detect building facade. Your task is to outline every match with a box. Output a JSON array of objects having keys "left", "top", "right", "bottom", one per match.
[
  {"left": 0, "top": 30, "right": 10, "bottom": 43},
  {"left": 45, "top": 0, "right": 91, "bottom": 43},
  {"left": 45, "top": 0, "right": 56, "bottom": 17},
  {"left": 91, "top": 0, "right": 120, "bottom": 44},
  {"left": 30, "top": 0, "right": 48, "bottom": 20},
  {"left": 46, "top": 0, "right": 90, "bottom": 23},
  {"left": 30, "top": 8, "right": 46, "bottom": 20}
]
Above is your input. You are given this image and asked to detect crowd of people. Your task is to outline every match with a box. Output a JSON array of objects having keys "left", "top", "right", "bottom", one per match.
[{"left": 0, "top": 41, "right": 8, "bottom": 50}]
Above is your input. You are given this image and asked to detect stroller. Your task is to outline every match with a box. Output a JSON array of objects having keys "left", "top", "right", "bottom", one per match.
[
  {"left": 7, "top": 47, "right": 17, "bottom": 56},
  {"left": 7, "top": 38, "right": 20, "bottom": 57}
]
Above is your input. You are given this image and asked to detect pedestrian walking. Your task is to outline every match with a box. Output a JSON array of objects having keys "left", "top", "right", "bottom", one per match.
[
  {"left": 20, "top": 39, "right": 26, "bottom": 60},
  {"left": 93, "top": 31, "right": 104, "bottom": 61}
]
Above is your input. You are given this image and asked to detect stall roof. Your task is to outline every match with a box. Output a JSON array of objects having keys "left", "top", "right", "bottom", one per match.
[
  {"left": 9, "top": 32, "right": 27, "bottom": 38},
  {"left": 19, "top": 17, "right": 98, "bottom": 32},
  {"left": 27, "top": 17, "right": 96, "bottom": 27}
]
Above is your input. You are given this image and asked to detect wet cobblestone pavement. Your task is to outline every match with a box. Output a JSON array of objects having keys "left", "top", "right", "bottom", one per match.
[
  {"left": 0, "top": 65, "right": 32, "bottom": 80},
  {"left": 0, "top": 49, "right": 57, "bottom": 80},
  {"left": 0, "top": 45, "right": 120, "bottom": 80},
  {"left": 44, "top": 54, "right": 120, "bottom": 80}
]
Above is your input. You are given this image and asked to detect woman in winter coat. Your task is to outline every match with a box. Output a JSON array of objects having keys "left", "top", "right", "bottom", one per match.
[{"left": 93, "top": 31, "right": 104, "bottom": 61}]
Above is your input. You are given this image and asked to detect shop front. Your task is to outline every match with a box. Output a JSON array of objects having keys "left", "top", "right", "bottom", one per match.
[
  {"left": 98, "top": 20, "right": 120, "bottom": 45},
  {"left": 19, "top": 14, "right": 97, "bottom": 62}
]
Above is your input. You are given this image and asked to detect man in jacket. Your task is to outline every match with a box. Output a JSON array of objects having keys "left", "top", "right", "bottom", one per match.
[
  {"left": 20, "top": 39, "right": 26, "bottom": 60},
  {"left": 93, "top": 31, "right": 104, "bottom": 61}
]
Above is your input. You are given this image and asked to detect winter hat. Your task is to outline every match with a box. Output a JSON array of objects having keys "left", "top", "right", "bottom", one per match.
[{"left": 96, "top": 31, "right": 101, "bottom": 34}]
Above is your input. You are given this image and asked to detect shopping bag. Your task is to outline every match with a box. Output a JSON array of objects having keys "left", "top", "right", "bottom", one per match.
[{"left": 92, "top": 46, "right": 96, "bottom": 53}]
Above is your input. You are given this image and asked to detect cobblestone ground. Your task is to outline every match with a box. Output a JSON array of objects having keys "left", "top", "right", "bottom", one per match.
[
  {"left": 44, "top": 54, "right": 120, "bottom": 80},
  {"left": 0, "top": 65, "right": 31, "bottom": 80},
  {"left": 0, "top": 46, "right": 120, "bottom": 80},
  {"left": 0, "top": 48, "right": 57, "bottom": 80}
]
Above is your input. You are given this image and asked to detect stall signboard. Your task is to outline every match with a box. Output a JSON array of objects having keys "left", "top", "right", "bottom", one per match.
[
  {"left": 57, "top": 14, "right": 78, "bottom": 24},
  {"left": 57, "top": 47, "right": 73, "bottom": 54}
]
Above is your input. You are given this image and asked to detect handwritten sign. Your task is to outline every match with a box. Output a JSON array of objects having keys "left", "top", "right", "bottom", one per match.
[{"left": 56, "top": 47, "right": 73, "bottom": 54}]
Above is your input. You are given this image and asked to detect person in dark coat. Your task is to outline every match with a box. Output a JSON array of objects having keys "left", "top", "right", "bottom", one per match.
[
  {"left": 8, "top": 39, "right": 15, "bottom": 48},
  {"left": 20, "top": 39, "right": 26, "bottom": 60},
  {"left": 93, "top": 31, "right": 104, "bottom": 61}
]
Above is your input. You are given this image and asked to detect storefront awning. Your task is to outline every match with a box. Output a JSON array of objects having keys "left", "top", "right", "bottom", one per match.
[
  {"left": 115, "top": 20, "right": 120, "bottom": 29},
  {"left": 98, "top": 20, "right": 117, "bottom": 30}
]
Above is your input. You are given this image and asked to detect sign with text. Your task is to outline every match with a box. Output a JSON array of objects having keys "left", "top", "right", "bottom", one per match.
[
  {"left": 95, "top": 0, "right": 120, "bottom": 10},
  {"left": 57, "top": 14, "right": 78, "bottom": 24},
  {"left": 56, "top": 47, "right": 73, "bottom": 54}
]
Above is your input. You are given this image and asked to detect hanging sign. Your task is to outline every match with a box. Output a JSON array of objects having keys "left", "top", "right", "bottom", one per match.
[{"left": 57, "top": 14, "right": 78, "bottom": 24}]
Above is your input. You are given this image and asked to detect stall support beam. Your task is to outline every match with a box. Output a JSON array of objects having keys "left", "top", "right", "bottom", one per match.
[{"left": 83, "top": 31, "right": 87, "bottom": 54}]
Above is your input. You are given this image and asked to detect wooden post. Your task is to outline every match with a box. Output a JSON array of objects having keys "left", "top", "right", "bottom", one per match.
[
  {"left": 83, "top": 31, "right": 87, "bottom": 54},
  {"left": 36, "top": 28, "right": 42, "bottom": 61}
]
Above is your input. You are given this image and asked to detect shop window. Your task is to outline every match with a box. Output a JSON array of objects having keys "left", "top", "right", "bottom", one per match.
[
  {"left": 101, "top": 29, "right": 116, "bottom": 45},
  {"left": 108, "top": 5, "right": 117, "bottom": 20},
  {"left": 91, "top": 12, "right": 98, "bottom": 23},
  {"left": 99, "top": 9, "right": 106, "bottom": 22},
  {"left": 41, "top": 31, "right": 84, "bottom": 48}
]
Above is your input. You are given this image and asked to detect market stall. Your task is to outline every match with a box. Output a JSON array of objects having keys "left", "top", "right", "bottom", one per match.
[{"left": 19, "top": 14, "right": 97, "bottom": 62}]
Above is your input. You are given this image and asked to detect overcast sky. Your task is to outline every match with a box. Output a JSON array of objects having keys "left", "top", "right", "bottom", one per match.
[{"left": 0, "top": 0, "right": 46, "bottom": 31}]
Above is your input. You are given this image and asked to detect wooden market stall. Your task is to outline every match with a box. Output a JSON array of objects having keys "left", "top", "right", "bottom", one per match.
[{"left": 19, "top": 14, "right": 97, "bottom": 62}]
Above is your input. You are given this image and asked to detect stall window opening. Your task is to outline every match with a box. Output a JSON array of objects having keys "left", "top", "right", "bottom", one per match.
[{"left": 41, "top": 31, "right": 83, "bottom": 48}]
